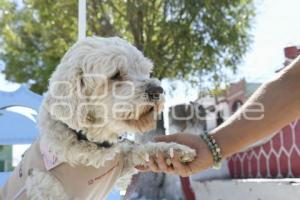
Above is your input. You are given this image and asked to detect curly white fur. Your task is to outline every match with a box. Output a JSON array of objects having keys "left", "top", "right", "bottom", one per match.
[
  {"left": 26, "top": 169, "right": 69, "bottom": 200},
  {"left": 20, "top": 36, "right": 196, "bottom": 199}
]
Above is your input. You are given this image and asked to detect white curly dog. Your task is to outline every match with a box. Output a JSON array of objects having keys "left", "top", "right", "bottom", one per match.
[{"left": 1, "top": 37, "right": 196, "bottom": 200}]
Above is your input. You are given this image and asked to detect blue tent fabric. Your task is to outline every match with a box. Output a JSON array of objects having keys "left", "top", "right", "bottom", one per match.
[
  {"left": 106, "top": 190, "right": 121, "bottom": 200},
  {"left": 0, "top": 172, "right": 11, "bottom": 186},
  {"left": 0, "top": 110, "right": 38, "bottom": 144},
  {"left": 0, "top": 85, "right": 42, "bottom": 111},
  {"left": 0, "top": 85, "right": 41, "bottom": 144}
]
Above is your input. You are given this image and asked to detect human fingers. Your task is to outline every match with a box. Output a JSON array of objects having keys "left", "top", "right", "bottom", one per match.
[
  {"left": 147, "top": 156, "right": 160, "bottom": 173},
  {"left": 156, "top": 152, "right": 174, "bottom": 174},
  {"left": 135, "top": 165, "right": 150, "bottom": 172},
  {"left": 171, "top": 152, "right": 192, "bottom": 177},
  {"left": 155, "top": 134, "right": 178, "bottom": 143}
]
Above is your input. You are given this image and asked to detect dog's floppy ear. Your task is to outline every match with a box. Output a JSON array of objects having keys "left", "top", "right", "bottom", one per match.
[
  {"left": 79, "top": 70, "right": 85, "bottom": 88},
  {"left": 45, "top": 85, "right": 77, "bottom": 128},
  {"left": 76, "top": 69, "right": 93, "bottom": 97}
]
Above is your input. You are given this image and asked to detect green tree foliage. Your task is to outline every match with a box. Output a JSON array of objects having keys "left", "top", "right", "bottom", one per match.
[{"left": 0, "top": 0, "right": 255, "bottom": 94}]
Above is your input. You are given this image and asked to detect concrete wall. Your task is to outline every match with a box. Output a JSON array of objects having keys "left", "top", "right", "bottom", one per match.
[
  {"left": 191, "top": 160, "right": 230, "bottom": 182},
  {"left": 191, "top": 179, "right": 300, "bottom": 200}
]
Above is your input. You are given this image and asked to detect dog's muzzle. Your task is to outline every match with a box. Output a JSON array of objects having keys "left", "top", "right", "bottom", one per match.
[{"left": 145, "top": 85, "right": 164, "bottom": 101}]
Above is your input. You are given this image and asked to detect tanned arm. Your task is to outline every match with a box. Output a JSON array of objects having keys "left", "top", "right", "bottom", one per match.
[
  {"left": 139, "top": 56, "right": 300, "bottom": 176},
  {"left": 214, "top": 56, "right": 300, "bottom": 157}
]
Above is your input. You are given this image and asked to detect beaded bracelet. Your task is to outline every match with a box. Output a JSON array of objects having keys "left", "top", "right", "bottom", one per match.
[{"left": 200, "top": 132, "right": 222, "bottom": 169}]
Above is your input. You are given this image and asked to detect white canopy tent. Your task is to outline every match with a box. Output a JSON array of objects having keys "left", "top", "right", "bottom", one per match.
[{"left": 0, "top": 85, "right": 42, "bottom": 144}]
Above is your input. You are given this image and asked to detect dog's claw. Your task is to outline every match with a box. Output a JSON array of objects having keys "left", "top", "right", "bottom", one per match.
[
  {"left": 145, "top": 153, "right": 150, "bottom": 162},
  {"left": 169, "top": 148, "right": 174, "bottom": 158}
]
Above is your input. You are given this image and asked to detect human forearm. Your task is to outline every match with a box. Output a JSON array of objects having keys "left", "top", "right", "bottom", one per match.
[
  {"left": 145, "top": 57, "right": 300, "bottom": 176},
  {"left": 213, "top": 57, "right": 300, "bottom": 157}
]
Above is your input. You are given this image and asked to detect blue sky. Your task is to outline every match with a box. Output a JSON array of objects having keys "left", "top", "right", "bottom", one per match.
[{"left": 1, "top": 0, "right": 300, "bottom": 91}]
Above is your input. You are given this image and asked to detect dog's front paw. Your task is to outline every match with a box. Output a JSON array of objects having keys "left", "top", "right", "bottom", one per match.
[
  {"left": 133, "top": 142, "right": 196, "bottom": 166},
  {"left": 158, "top": 142, "right": 196, "bottom": 166}
]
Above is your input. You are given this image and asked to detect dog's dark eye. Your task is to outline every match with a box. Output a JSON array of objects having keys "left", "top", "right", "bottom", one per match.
[{"left": 111, "top": 71, "right": 121, "bottom": 80}]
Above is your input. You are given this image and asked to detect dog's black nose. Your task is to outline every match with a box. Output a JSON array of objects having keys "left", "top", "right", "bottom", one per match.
[
  {"left": 146, "top": 85, "right": 164, "bottom": 94},
  {"left": 145, "top": 85, "right": 164, "bottom": 101}
]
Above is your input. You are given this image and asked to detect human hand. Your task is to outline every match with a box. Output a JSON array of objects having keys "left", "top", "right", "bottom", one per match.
[{"left": 136, "top": 133, "right": 215, "bottom": 177}]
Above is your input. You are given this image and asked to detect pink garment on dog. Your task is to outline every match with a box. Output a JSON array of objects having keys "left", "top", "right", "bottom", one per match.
[
  {"left": 1, "top": 139, "right": 124, "bottom": 200},
  {"left": 40, "top": 143, "right": 63, "bottom": 170}
]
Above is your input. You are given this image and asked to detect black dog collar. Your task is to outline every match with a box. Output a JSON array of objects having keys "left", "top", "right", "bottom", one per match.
[
  {"left": 61, "top": 122, "right": 115, "bottom": 148},
  {"left": 75, "top": 130, "right": 114, "bottom": 148},
  {"left": 61, "top": 122, "right": 114, "bottom": 148}
]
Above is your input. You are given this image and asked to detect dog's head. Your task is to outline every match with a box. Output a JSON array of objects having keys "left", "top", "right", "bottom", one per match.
[{"left": 43, "top": 37, "right": 165, "bottom": 142}]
